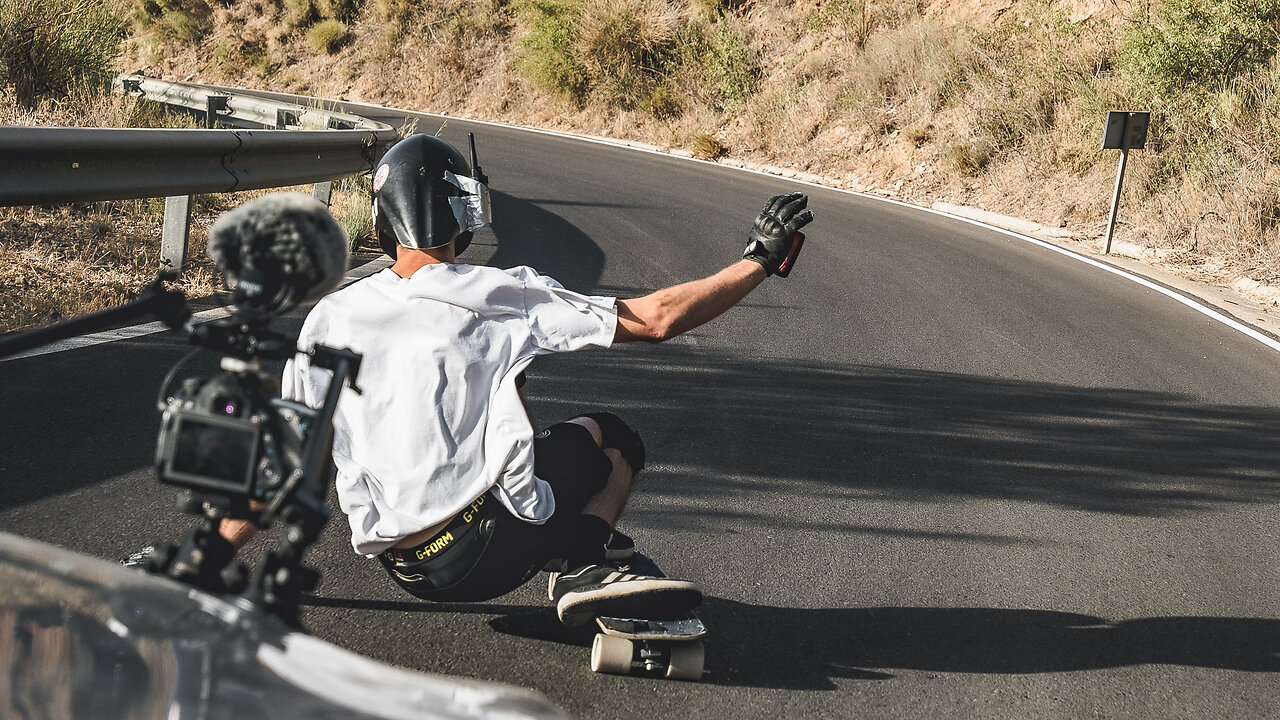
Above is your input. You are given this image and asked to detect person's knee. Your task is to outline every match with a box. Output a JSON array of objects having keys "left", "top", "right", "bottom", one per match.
[
  {"left": 564, "top": 416, "right": 604, "bottom": 446},
  {"left": 575, "top": 412, "right": 645, "bottom": 474}
]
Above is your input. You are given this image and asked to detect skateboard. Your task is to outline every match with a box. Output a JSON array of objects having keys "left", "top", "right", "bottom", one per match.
[
  {"left": 591, "top": 612, "right": 706, "bottom": 680},
  {"left": 586, "top": 553, "right": 707, "bottom": 681}
]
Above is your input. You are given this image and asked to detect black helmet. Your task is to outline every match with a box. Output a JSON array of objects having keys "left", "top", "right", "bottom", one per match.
[{"left": 371, "top": 134, "right": 491, "bottom": 259}]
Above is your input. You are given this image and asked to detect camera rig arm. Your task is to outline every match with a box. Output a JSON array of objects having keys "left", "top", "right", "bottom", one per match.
[
  {"left": 238, "top": 344, "right": 362, "bottom": 625},
  {"left": 0, "top": 271, "right": 191, "bottom": 360}
]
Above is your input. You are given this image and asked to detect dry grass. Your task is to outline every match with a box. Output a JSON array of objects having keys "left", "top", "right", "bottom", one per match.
[
  {"left": 1, "top": 88, "right": 220, "bottom": 333},
  {"left": 8, "top": 0, "right": 1276, "bottom": 320},
  {"left": 0, "top": 202, "right": 221, "bottom": 332},
  {"left": 0, "top": 84, "right": 171, "bottom": 127}
]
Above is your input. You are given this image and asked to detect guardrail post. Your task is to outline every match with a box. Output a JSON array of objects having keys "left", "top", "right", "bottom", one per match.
[
  {"left": 206, "top": 95, "right": 228, "bottom": 129},
  {"left": 276, "top": 109, "right": 299, "bottom": 129},
  {"left": 313, "top": 181, "right": 333, "bottom": 206},
  {"left": 162, "top": 195, "right": 193, "bottom": 274}
]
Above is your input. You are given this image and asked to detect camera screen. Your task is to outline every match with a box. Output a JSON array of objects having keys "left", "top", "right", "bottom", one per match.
[{"left": 163, "top": 413, "right": 261, "bottom": 493}]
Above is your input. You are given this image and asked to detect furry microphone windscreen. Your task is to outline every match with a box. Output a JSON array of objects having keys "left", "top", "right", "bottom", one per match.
[{"left": 208, "top": 192, "right": 349, "bottom": 317}]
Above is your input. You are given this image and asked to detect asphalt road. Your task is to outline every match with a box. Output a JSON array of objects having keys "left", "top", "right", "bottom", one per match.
[{"left": 3, "top": 102, "right": 1280, "bottom": 719}]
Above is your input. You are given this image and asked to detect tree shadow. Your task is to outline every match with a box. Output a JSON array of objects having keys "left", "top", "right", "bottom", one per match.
[
  {"left": 485, "top": 598, "right": 1280, "bottom": 689},
  {"left": 524, "top": 343, "right": 1280, "bottom": 519},
  {"left": 5, "top": 334, "right": 1280, "bottom": 522},
  {"left": 6, "top": 200, "right": 1280, "bottom": 527}
]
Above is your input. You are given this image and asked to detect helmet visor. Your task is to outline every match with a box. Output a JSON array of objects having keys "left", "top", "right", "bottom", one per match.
[{"left": 443, "top": 171, "right": 491, "bottom": 232}]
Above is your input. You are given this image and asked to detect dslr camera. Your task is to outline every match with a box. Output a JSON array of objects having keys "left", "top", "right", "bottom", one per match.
[{"left": 155, "top": 355, "right": 313, "bottom": 511}]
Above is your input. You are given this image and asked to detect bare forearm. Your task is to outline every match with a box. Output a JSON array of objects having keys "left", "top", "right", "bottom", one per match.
[{"left": 615, "top": 260, "right": 766, "bottom": 342}]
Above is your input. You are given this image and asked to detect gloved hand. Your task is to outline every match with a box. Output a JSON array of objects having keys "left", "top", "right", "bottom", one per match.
[{"left": 742, "top": 192, "right": 814, "bottom": 277}]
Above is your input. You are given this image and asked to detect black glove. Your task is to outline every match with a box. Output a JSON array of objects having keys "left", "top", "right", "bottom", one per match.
[{"left": 742, "top": 192, "right": 814, "bottom": 277}]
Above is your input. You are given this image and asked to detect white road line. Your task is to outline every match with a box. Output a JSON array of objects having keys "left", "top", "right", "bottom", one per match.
[
  {"left": 2, "top": 257, "right": 389, "bottom": 362},
  {"left": 859, "top": 193, "right": 1280, "bottom": 355}
]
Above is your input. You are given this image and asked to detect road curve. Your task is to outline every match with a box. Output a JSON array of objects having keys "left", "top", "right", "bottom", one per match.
[{"left": 2, "top": 98, "right": 1278, "bottom": 719}]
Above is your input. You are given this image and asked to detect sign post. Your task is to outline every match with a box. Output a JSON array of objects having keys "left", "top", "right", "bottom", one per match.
[{"left": 1101, "top": 111, "right": 1150, "bottom": 254}]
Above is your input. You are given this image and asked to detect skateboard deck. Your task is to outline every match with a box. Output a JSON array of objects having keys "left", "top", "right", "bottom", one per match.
[{"left": 587, "top": 553, "right": 707, "bottom": 681}]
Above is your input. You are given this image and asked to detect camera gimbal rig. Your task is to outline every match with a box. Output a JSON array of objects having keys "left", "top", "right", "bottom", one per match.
[{"left": 0, "top": 271, "right": 362, "bottom": 627}]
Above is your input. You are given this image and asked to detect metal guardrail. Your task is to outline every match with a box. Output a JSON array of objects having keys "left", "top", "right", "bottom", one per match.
[
  {"left": 117, "top": 75, "right": 387, "bottom": 132},
  {"left": 0, "top": 74, "right": 401, "bottom": 269},
  {"left": 0, "top": 74, "right": 399, "bottom": 207},
  {"left": 0, "top": 125, "right": 391, "bottom": 205}
]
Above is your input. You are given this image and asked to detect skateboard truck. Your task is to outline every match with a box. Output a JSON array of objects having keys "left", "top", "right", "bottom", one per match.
[{"left": 590, "top": 615, "right": 706, "bottom": 681}]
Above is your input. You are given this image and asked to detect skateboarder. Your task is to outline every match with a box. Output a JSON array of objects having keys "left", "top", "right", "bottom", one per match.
[{"left": 139, "top": 133, "right": 814, "bottom": 625}]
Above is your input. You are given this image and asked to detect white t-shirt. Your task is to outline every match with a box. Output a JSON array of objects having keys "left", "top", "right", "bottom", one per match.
[{"left": 281, "top": 264, "right": 617, "bottom": 556}]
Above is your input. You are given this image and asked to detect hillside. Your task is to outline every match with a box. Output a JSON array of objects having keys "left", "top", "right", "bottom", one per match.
[
  {"left": 120, "top": 0, "right": 1279, "bottom": 295},
  {"left": 4, "top": 0, "right": 1279, "bottom": 331}
]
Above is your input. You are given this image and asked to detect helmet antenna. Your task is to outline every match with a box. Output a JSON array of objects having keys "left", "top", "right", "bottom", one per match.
[{"left": 468, "top": 133, "right": 489, "bottom": 186}]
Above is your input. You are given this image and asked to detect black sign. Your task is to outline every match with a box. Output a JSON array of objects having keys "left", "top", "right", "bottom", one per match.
[{"left": 1102, "top": 111, "right": 1150, "bottom": 150}]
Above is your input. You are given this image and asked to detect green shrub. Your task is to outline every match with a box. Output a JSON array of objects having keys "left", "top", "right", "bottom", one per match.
[
  {"left": 243, "top": 39, "right": 275, "bottom": 76},
  {"left": 689, "top": 0, "right": 744, "bottom": 17},
  {"left": 516, "top": 0, "right": 760, "bottom": 115},
  {"left": 1120, "top": 0, "right": 1280, "bottom": 95},
  {"left": 375, "top": 0, "right": 413, "bottom": 40},
  {"left": 946, "top": 141, "right": 990, "bottom": 176},
  {"left": 692, "top": 132, "right": 727, "bottom": 159},
  {"left": 574, "top": 0, "right": 679, "bottom": 110},
  {"left": 306, "top": 18, "right": 348, "bottom": 53},
  {"left": 516, "top": 0, "right": 590, "bottom": 105},
  {"left": 805, "top": 0, "right": 876, "bottom": 47},
  {"left": 131, "top": 0, "right": 210, "bottom": 43},
  {"left": 698, "top": 20, "right": 761, "bottom": 107},
  {"left": 164, "top": 9, "right": 203, "bottom": 41},
  {"left": 286, "top": 0, "right": 321, "bottom": 26},
  {"left": 0, "top": 0, "right": 126, "bottom": 109},
  {"left": 903, "top": 123, "right": 930, "bottom": 147}
]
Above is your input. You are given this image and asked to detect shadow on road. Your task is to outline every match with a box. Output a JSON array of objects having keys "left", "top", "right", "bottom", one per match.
[
  {"left": 526, "top": 343, "right": 1280, "bottom": 519},
  {"left": 479, "top": 598, "right": 1280, "bottom": 688},
  {"left": 700, "top": 598, "right": 1280, "bottom": 688},
  {"left": 7, "top": 334, "right": 1278, "bottom": 518},
  {"left": 481, "top": 189, "right": 607, "bottom": 293},
  {"left": 0, "top": 188, "right": 611, "bottom": 513}
]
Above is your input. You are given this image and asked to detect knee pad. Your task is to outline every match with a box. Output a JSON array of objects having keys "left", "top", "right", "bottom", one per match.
[{"left": 579, "top": 412, "right": 645, "bottom": 474}]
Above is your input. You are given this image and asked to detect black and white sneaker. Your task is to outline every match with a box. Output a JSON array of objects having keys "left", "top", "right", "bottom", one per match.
[{"left": 550, "top": 561, "right": 702, "bottom": 627}]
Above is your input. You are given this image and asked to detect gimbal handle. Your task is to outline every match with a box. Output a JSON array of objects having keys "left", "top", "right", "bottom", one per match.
[{"left": 0, "top": 272, "right": 191, "bottom": 360}]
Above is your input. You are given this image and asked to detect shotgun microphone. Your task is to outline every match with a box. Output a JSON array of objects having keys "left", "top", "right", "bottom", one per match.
[{"left": 207, "top": 192, "right": 349, "bottom": 319}]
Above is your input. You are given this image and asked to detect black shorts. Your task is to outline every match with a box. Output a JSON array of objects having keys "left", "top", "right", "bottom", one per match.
[{"left": 376, "top": 420, "right": 612, "bottom": 602}]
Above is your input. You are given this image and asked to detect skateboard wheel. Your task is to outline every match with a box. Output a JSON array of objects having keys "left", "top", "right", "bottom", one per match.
[
  {"left": 664, "top": 641, "right": 704, "bottom": 681},
  {"left": 591, "top": 633, "right": 634, "bottom": 675}
]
